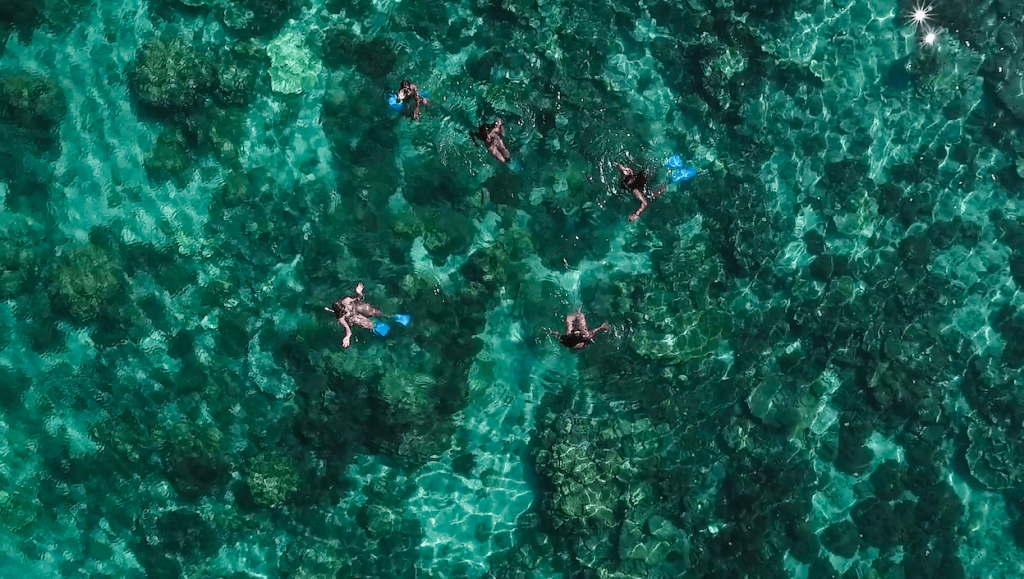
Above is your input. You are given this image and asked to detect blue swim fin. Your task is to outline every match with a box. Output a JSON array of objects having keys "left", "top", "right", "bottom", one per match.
[
  {"left": 392, "top": 314, "right": 411, "bottom": 326},
  {"left": 665, "top": 154, "right": 684, "bottom": 169},
  {"left": 387, "top": 94, "right": 403, "bottom": 112},
  {"left": 508, "top": 160, "right": 522, "bottom": 172},
  {"left": 373, "top": 321, "right": 391, "bottom": 336},
  {"left": 672, "top": 166, "right": 698, "bottom": 183}
]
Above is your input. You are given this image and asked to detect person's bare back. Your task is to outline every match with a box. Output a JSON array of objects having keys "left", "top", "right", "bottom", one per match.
[{"left": 546, "top": 310, "right": 610, "bottom": 350}]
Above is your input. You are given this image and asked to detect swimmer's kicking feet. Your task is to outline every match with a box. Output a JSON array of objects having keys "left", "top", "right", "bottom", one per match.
[
  {"left": 396, "top": 80, "right": 428, "bottom": 121},
  {"left": 325, "top": 283, "right": 383, "bottom": 348},
  {"left": 545, "top": 310, "right": 610, "bottom": 350},
  {"left": 471, "top": 119, "right": 511, "bottom": 163},
  {"left": 616, "top": 163, "right": 667, "bottom": 222}
]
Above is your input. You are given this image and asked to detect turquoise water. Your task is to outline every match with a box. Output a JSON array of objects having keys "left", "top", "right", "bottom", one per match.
[{"left": 2, "top": 0, "right": 1024, "bottom": 577}]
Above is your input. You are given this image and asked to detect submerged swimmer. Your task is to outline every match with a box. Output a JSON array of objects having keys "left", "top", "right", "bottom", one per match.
[
  {"left": 471, "top": 119, "right": 511, "bottom": 163},
  {"left": 396, "top": 80, "right": 428, "bottom": 121},
  {"left": 325, "top": 283, "right": 382, "bottom": 348},
  {"left": 545, "top": 310, "right": 610, "bottom": 350},
  {"left": 616, "top": 163, "right": 667, "bottom": 222}
]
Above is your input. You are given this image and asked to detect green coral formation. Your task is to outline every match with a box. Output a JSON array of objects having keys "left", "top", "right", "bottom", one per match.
[
  {"left": 631, "top": 215, "right": 729, "bottom": 366},
  {"left": 145, "top": 126, "right": 194, "bottom": 187},
  {"left": 49, "top": 243, "right": 122, "bottom": 319},
  {"left": 129, "top": 35, "right": 217, "bottom": 111},
  {"left": 0, "top": 71, "right": 66, "bottom": 148},
  {"left": 266, "top": 30, "right": 321, "bottom": 94},
  {"left": 534, "top": 413, "right": 625, "bottom": 533},
  {"left": 246, "top": 453, "right": 300, "bottom": 507},
  {"left": 222, "top": 0, "right": 306, "bottom": 38},
  {"left": 530, "top": 401, "right": 697, "bottom": 577}
]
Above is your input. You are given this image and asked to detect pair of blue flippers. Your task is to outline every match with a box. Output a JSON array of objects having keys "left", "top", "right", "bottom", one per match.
[
  {"left": 373, "top": 314, "right": 412, "bottom": 337},
  {"left": 665, "top": 155, "right": 698, "bottom": 183}
]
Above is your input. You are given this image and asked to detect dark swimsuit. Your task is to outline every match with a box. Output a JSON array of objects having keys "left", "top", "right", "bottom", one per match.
[
  {"left": 622, "top": 171, "right": 648, "bottom": 192},
  {"left": 559, "top": 332, "right": 590, "bottom": 349}
]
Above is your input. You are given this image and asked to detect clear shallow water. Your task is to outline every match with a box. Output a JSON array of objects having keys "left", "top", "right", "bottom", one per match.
[{"left": 2, "top": 0, "right": 1024, "bottom": 577}]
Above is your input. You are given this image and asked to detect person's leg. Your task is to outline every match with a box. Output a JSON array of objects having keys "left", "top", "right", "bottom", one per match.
[
  {"left": 350, "top": 314, "right": 376, "bottom": 331},
  {"left": 497, "top": 141, "right": 511, "bottom": 162},
  {"left": 355, "top": 302, "right": 381, "bottom": 317},
  {"left": 487, "top": 143, "right": 506, "bottom": 163},
  {"left": 629, "top": 189, "right": 648, "bottom": 222}
]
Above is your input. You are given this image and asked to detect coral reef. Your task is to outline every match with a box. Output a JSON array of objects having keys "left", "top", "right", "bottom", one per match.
[
  {"left": 49, "top": 244, "right": 122, "bottom": 320},
  {"left": 129, "top": 35, "right": 217, "bottom": 111}
]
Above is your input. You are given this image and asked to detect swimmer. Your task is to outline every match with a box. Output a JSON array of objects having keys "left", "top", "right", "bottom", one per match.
[
  {"left": 396, "top": 80, "right": 428, "bottom": 121},
  {"left": 324, "top": 283, "right": 383, "bottom": 348},
  {"left": 470, "top": 119, "right": 511, "bottom": 163},
  {"left": 616, "top": 163, "right": 667, "bottom": 222},
  {"left": 545, "top": 310, "right": 610, "bottom": 350}
]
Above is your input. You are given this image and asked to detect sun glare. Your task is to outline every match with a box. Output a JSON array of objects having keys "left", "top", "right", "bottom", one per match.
[{"left": 906, "top": 2, "right": 933, "bottom": 27}]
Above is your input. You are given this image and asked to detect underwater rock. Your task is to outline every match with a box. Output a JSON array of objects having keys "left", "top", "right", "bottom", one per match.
[
  {"left": 631, "top": 309, "right": 727, "bottom": 366},
  {"left": 50, "top": 244, "right": 122, "bottom": 320},
  {"left": 533, "top": 413, "right": 625, "bottom": 533},
  {"left": 869, "top": 460, "right": 906, "bottom": 502},
  {"left": 145, "top": 126, "right": 193, "bottom": 187},
  {"left": 366, "top": 366, "right": 458, "bottom": 466},
  {"left": 267, "top": 30, "right": 321, "bottom": 94},
  {"left": 0, "top": 0, "right": 40, "bottom": 36},
  {"left": 0, "top": 71, "right": 66, "bottom": 148},
  {"left": 129, "top": 35, "right": 216, "bottom": 111},
  {"left": 966, "top": 418, "right": 1024, "bottom": 490},
  {"left": 246, "top": 453, "right": 300, "bottom": 507},
  {"left": 850, "top": 498, "right": 908, "bottom": 550},
  {"left": 134, "top": 508, "right": 221, "bottom": 579},
  {"left": 222, "top": 0, "right": 305, "bottom": 38},
  {"left": 994, "top": 67, "right": 1024, "bottom": 121},
  {"left": 213, "top": 43, "right": 267, "bottom": 106},
  {"left": 820, "top": 520, "right": 860, "bottom": 558}
]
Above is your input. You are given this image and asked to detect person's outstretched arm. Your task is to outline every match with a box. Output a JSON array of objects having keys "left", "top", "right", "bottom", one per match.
[
  {"left": 590, "top": 323, "right": 610, "bottom": 338},
  {"left": 628, "top": 189, "right": 648, "bottom": 222},
  {"left": 340, "top": 317, "right": 354, "bottom": 348}
]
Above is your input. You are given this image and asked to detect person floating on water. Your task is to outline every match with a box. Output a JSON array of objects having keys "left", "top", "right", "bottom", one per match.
[
  {"left": 616, "top": 163, "right": 667, "bottom": 222},
  {"left": 546, "top": 310, "right": 610, "bottom": 350},
  {"left": 471, "top": 119, "right": 511, "bottom": 163},
  {"left": 396, "top": 80, "right": 428, "bottom": 121},
  {"left": 325, "top": 283, "right": 383, "bottom": 348}
]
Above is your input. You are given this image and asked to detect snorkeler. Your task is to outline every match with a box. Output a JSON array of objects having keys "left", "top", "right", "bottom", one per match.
[
  {"left": 396, "top": 80, "right": 428, "bottom": 121},
  {"left": 545, "top": 310, "right": 610, "bottom": 350},
  {"left": 616, "top": 163, "right": 667, "bottom": 222},
  {"left": 470, "top": 119, "right": 511, "bottom": 163},
  {"left": 325, "top": 283, "right": 383, "bottom": 348}
]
